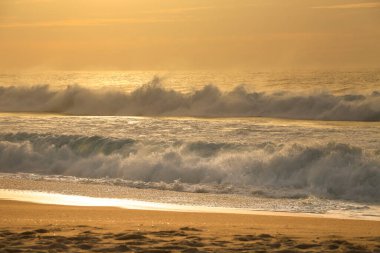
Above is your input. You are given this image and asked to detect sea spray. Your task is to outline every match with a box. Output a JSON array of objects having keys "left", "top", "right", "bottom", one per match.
[
  {"left": 0, "top": 133, "right": 379, "bottom": 203},
  {"left": 1, "top": 81, "right": 379, "bottom": 121}
]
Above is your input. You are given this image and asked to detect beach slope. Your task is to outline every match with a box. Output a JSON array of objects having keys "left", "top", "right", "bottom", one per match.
[{"left": 0, "top": 200, "right": 379, "bottom": 252}]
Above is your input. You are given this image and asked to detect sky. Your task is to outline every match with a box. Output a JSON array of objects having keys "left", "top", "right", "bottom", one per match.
[{"left": 0, "top": 0, "right": 379, "bottom": 70}]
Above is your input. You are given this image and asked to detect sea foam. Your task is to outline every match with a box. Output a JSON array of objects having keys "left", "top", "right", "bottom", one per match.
[
  {"left": 1, "top": 79, "right": 380, "bottom": 121},
  {"left": 0, "top": 133, "right": 379, "bottom": 203}
]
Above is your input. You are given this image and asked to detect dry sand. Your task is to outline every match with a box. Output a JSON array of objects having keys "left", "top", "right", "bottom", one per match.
[{"left": 0, "top": 200, "right": 379, "bottom": 252}]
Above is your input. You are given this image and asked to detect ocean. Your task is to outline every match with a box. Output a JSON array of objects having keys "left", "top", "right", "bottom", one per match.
[{"left": 0, "top": 70, "right": 379, "bottom": 219}]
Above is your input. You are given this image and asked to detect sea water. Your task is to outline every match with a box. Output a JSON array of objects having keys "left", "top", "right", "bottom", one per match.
[{"left": 0, "top": 70, "right": 379, "bottom": 219}]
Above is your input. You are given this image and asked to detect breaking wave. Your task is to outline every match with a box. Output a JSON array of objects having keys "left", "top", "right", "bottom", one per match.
[
  {"left": 0, "top": 132, "right": 379, "bottom": 203},
  {"left": 1, "top": 78, "right": 380, "bottom": 121}
]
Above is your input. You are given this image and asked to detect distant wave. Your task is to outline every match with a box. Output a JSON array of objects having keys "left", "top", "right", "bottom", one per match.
[
  {"left": 1, "top": 132, "right": 379, "bottom": 203},
  {"left": 1, "top": 78, "right": 380, "bottom": 121}
]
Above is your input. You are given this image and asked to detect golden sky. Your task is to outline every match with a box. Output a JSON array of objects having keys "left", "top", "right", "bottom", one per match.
[{"left": 0, "top": 0, "right": 379, "bottom": 70}]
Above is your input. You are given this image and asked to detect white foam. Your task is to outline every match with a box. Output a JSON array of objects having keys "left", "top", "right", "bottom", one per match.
[
  {"left": 1, "top": 80, "right": 379, "bottom": 121},
  {"left": 0, "top": 133, "right": 379, "bottom": 202}
]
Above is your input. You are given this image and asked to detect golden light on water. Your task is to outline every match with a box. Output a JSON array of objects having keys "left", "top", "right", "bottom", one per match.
[
  {"left": 0, "top": 189, "right": 171, "bottom": 210},
  {"left": 1, "top": 189, "right": 380, "bottom": 220},
  {"left": 0, "top": 189, "right": 236, "bottom": 214},
  {"left": 0, "top": 189, "right": 261, "bottom": 215}
]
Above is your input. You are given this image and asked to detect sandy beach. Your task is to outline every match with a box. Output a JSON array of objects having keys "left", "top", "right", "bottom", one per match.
[{"left": 0, "top": 200, "right": 379, "bottom": 253}]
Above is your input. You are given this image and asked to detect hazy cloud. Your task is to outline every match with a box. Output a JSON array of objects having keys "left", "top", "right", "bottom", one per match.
[
  {"left": 313, "top": 2, "right": 380, "bottom": 9},
  {"left": 141, "top": 6, "right": 215, "bottom": 14},
  {"left": 0, "top": 17, "right": 181, "bottom": 28}
]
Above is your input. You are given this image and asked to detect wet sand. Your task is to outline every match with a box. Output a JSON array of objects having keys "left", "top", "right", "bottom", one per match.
[
  {"left": 0, "top": 200, "right": 379, "bottom": 252},
  {"left": 1, "top": 174, "right": 379, "bottom": 220}
]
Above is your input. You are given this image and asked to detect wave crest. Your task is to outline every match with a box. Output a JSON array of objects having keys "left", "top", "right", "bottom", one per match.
[
  {"left": 1, "top": 79, "right": 380, "bottom": 121},
  {"left": 0, "top": 133, "right": 379, "bottom": 202}
]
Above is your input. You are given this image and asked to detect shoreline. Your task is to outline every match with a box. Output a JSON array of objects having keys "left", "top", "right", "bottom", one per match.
[
  {"left": 1, "top": 199, "right": 379, "bottom": 252},
  {"left": 1, "top": 188, "right": 379, "bottom": 222},
  {"left": 1, "top": 174, "right": 379, "bottom": 222}
]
